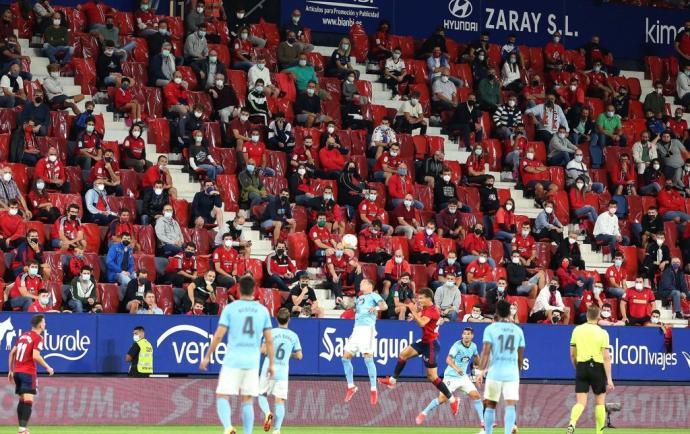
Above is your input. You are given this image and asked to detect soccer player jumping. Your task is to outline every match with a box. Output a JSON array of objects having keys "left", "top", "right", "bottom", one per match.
[
  {"left": 342, "top": 278, "right": 387, "bottom": 405},
  {"left": 201, "top": 276, "right": 274, "bottom": 434},
  {"left": 378, "top": 287, "right": 459, "bottom": 415},
  {"left": 258, "top": 308, "right": 303, "bottom": 434},
  {"left": 477, "top": 300, "right": 525, "bottom": 434},
  {"left": 416, "top": 327, "right": 485, "bottom": 429},
  {"left": 7, "top": 314, "right": 54, "bottom": 434}
]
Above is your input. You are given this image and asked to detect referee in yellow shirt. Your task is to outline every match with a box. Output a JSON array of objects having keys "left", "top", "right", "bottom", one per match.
[{"left": 567, "top": 305, "right": 614, "bottom": 434}]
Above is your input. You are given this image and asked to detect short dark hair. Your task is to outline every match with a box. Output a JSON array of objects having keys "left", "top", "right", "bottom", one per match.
[
  {"left": 30, "top": 315, "right": 45, "bottom": 328},
  {"left": 133, "top": 326, "right": 145, "bottom": 332},
  {"left": 463, "top": 327, "right": 474, "bottom": 333},
  {"left": 277, "top": 308, "right": 291, "bottom": 325},
  {"left": 184, "top": 242, "right": 196, "bottom": 250},
  {"left": 417, "top": 287, "right": 433, "bottom": 300},
  {"left": 651, "top": 309, "right": 661, "bottom": 316},
  {"left": 495, "top": 299, "right": 511, "bottom": 319},
  {"left": 239, "top": 275, "right": 256, "bottom": 296}
]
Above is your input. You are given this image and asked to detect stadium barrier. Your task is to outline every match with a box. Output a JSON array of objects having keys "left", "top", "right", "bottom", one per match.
[
  {"left": 0, "top": 378, "right": 688, "bottom": 427},
  {"left": 0, "top": 313, "right": 689, "bottom": 380},
  {"left": 281, "top": 0, "right": 685, "bottom": 59}
]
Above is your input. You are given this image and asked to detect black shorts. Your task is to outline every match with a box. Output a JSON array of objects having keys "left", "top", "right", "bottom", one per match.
[
  {"left": 411, "top": 340, "right": 440, "bottom": 368},
  {"left": 575, "top": 361, "right": 607, "bottom": 395},
  {"left": 14, "top": 372, "right": 37, "bottom": 395}
]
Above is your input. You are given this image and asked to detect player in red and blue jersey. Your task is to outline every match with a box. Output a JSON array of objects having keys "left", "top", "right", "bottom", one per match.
[
  {"left": 378, "top": 287, "right": 459, "bottom": 416},
  {"left": 7, "top": 314, "right": 54, "bottom": 434}
]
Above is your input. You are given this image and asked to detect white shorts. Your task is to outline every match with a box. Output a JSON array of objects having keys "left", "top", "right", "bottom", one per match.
[
  {"left": 444, "top": 375, "right": 478, "bottom": 395},
  {"left": 344, "top": 325, "right": 377, "bottom": 355},
  {"left": 484, "top": 379, "right": 520, "bottom": 402},
  {"left": 216, "top": 367, "right": 260, "bottom": 396},
  {"left": 259, "top": 373, "right": 289, "bottom": 400}
]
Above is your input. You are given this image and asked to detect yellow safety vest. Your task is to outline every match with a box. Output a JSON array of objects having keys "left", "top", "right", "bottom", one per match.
[{"left": 136, "top": 338, "right": 154, "bottom": 374}]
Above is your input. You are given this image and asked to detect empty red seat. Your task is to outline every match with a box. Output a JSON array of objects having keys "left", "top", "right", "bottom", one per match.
[
  {"left": 153, "top": 284, "right": 174, "bottom": 314},
  {"left": 42, "top": 251, "right": 64, "bottom": 283},
  {"left": 44, "top": 281, "right": 62, "bottom": 311},
  {"left": 134, "top": 253, "right": 157, "bottom": 282},
  {"left": 182, "top": 228, "right": 212, "bottom": 255},
  {"left": 97, "top": 283, "right": 120, "bottom": 313},
  {"left": 216, "top": 174, "right": 239, "bottom": 212},
  {"left": 171, "top": 198, "right": 190, "bottom": 228},
  {"left": 81, "top": 223, "right": 101, "bottom": 253}
]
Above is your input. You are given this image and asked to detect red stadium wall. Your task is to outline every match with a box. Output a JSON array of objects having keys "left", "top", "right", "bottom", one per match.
[{"left": 0, "top": 378, "right": 688, "bottom": 428}]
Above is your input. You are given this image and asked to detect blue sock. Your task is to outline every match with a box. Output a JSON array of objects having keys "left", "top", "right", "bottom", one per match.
[
  {"left": 473, "top": 399, "right": 485, "bottom": 424},
  {"left": 216, "top": 397, "right": 232, "bottom": 430},
  {"left": 484, "top": 407, "right": 496, "bottom": 434},
  {"left": 363, "top": 357, "right": 377, "bottom": 390},
  {"left": 422, "top": 398, "right": 440, "bottom": 415},
  {"left": 275, "top": 402, "right": 285, "bottom": 430},
  {"left": 257, "top": 395, "right": 270, "bottom": 417},
  {"left": 342, "top": 357, "right": 354, "bottom": 387},
  {"left": 504, "top": 405, "right": 516, "bottom": 434},
  {"left": 242, "top": 401, "right": 254, "bottom": 434}
]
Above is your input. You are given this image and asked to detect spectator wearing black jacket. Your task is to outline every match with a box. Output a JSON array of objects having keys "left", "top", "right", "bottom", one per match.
[
  {"left": 434, "top": 167, "right": 462, "bottom": 211},
  {"left": 479, "top": 175, "right": 500, "bottom": 238},
  {"left": 342, "top": 91, "right": 372, "bottom": 132},
  {"left": 337, "top": 161, "right": 364, "bottom": 220},
  {"left": 613, "top": 86, "right": 630, "bottom": 119},
  {"left": 189, "top": 134, "right": 223, "bottom": 181},
  {"left": 120, "top": 269, "right": 152, "bottom": 313},
  {"left": 419, "top": 150, "right": 445, "bottom": 189},
  {"left": 416, "top": 26, "right": 447, "bottom": 59},
  {"left": 294, "top": 81, "right": 331, "bottom": 127},
  {"left": 179, "top": 104, "right": 205, "bottom": 148},
  {"left": 148, "top": 42, "right": 176, "bottom": 87},
  {"left": 640, "top": 158, "right": 664, "bottom": 196},
  {"left": 641, "top": 232, "right": 671, "bottom": 289},
  {"left": 141, "top": 180, "right": 170, "bottom": 225},
  {"left": 567, "top": 106, "right": 595, "bottom": 145},
  {"left": 445, "top": 95, "right": 482, "bottom": 150},
  {"left": 191, "top": 49, "right": 227, "bottom": 90},
  {"left": 261, "top": 189, "right": 295, "bottom": 243},
  {"left": 506, "top": 250, "right": 545, "bottom": 298},
  {"left": 551, "top": 231, "right": 585, "bottom": 270},
  {"left": 19, "top": 90, "right": 50, "bottom": 136},
  {"left": 191, "top": 179, "right": 223, "bottom": 228},
  {"left": 96, "top": 40, "right": 123, "bottom": 88},
  {"left": 282, "top": 9, "right": 314, "bottom": 54},
  {"left": 209, "top": 73, "right": 238, "bottom": 126},
  {"left": 631, "top": 206, "right": 663, "bottom": 247},
  {"left": 146, "top": 20, "right": 172, "bottom": 59}
]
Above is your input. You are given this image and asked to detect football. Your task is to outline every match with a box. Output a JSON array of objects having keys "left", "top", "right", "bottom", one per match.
[{"left": 342, "top": 234, "right": 358, "bottom": 249}]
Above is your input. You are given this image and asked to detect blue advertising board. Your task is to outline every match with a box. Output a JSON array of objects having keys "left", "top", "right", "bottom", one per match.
[
  {"left": 281, "top": 0, "right": 687, "bottom": 60},
  {"left": 0, "top": 312, "right": 689, "bottom": 381}
]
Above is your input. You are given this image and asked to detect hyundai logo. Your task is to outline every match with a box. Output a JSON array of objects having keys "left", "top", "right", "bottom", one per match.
[{"left": 449, "top": 0, "right": 473, "bottom": 19}]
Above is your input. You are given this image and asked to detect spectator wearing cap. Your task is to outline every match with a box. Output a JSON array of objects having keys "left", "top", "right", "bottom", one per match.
[
  {"left": 530, "top": 277, "right": 570, "bottom": 323},
  {"left": 96, "top": 40, "right": 124, "bottom": 88},
  {"left": 445, "top": 94, "right": 482, "bottom": 150},
  {"left": 394, "top": 91, "right": 427, "bottom": 135},
  {"left": 434, "top": 271, "right": 461, "bottom": 322},
  {"left": 192, "top": 48, "right": 226, "bottom": 91}
]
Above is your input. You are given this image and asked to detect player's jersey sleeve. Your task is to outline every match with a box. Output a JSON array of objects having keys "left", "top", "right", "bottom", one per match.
[
  {"left": 517, "top": 327, "right": 525, "bottom": 349},
  {"left": 293, "top": 332, "right": 302, "bottom": 354},
  {"left": 219, "top": 304, "right": 232, "bottom": 328},
  {"left": 448, "top": 341, "right": 460, "bottom": 358},
  {"left": 483, "top": 325, "right": 494, "bottom": 346},
  {"left": 261, "top": 306, "right": 272, "bottom": 331},
  {"left": 570, "top": 326, "right": 579, "bottom": 347},
  {"left": 472, "top": 343, "right": 479, "bottom": 358},
  {"left": 372, "top": 292, "right": 384, "bottom": 304},
  {"left": 601, "top": 328, "right": 610, "bottom": 351}
]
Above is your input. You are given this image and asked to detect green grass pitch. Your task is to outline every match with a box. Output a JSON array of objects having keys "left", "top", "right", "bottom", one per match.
[{"left": 10, "top": 427, "right": 687, "bottom": 433}]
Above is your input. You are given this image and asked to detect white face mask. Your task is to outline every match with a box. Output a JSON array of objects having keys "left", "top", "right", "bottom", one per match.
[
  {"left": 570, "top": 85, "right": 577, "bottom": 91},
  {"left": 511, "top": 257, "right": 520, "bottom": 264},
  {"left": 194, "top": 111, "right": 203, "bottom": 118},
  {"left": 153, "top": 188, "right": 163, "bottom": 195},
  {"left": 478, "top": 256, "right": 487, "bottom": 264},
  {"left": 323, "top": 193, "right": 333, "bottom": 201},
  {"left": 240, "top": 115, "right": 249, "bottom": 122},
  {"left": 8, "top": 208, "right": 17, "bottom": 216},
  {"left": 306, "top": 88, "right": 315, "bottom": 96},
  {"left": 558, "top": 133, "right": 566, "bottom": 139},
  {"left": 327, "top": 126, "right": 335, "bottom": 133},
  {"left": 224, "top": 239, "right": 232, "bottom": 248},
  {"left": 86, "top": 125, "right": 95, "bottom": 133},
  {"left": 163, "top": 211, "right": 173, "bottom": 218},
  {"left": 521, "top": 230, "right": 530, "bottom": 237},
  {"left": 297, "top": 168, "right": 306, "bottom": 176},
  {"left": 250, "top": 135, "right": 260, "bottom": 143},
  {"left": 447, "top": 258, "right": 456, "bottom": 265},
  {"left": 635, "top": 282, "right": 644, "bottom": 290},
  {"left": 507, "top": 100, "right": 516, "bottom": 107},
  {"left": 53, "top": 19, "right": 60, "bottom": 26},
  {"left": 410, "top": 98, "right": 418, "bottom": 105},
  {"left": 36, "top": 182, "right": 45, "bottom": 190},
  {"left": 205, "top": 279, "right": 214, "bottom": 285},
  {"left": 526, "top": 152, "right": 534, "bottom": 160},
  {"left": 394, "top": 256, "right": 403, "bottom": 264},
  {"left": 576, "top": 182, "right": 584, "bottom": 189},
  {"left": 600, "top": 311, "right": 611, "bottom": 319},
  {"left": 209, "top": 56, "right": 217, "bottom": 63},
  {"left": 657, "top": 239, "right": 664, "bottom": 246},
  {"left": 390, "top": 151, "right": 399, "bottom": 157},
  {"left": 651, "top": 317, "right": 660, "bottom": 324},
  {"left": 471, "top": 313, "right": 481, "bottom": 319},
  {"left": 614, "top": 259, "right": 623, "bottom": 267},
  {"left": 425, "top": 228, "right": 434, "bottom": 235},
  {"left": 96, "top": 184, "right": 105, "bottom": 191},
  {"left": 443, "top": 175, "right": 451, "bottom": 182},
  {"left": 133, "top": 335, "right": 141, "bottom": 342},
  {"left": 299, "top": 59, "right": 307, "bottom": 67},
  {"left": 510, "top": 307, "right": 518, "bottom": 315},
  {"left": 39, "top": 296, "right": 50, "bottom": 306},
  {"left": 544, "top": 207, "right": 553, "bottom": 214},
  {"left": 569, "top": 237, "right": 576, "bottom": 244},
  {"left": 403, "top": 200, "right": 412, "bottom": 207},
  {"left": 653, "top": 164, "right": 660, "bottom": 170},
  {"left": 216, "top": 80, "right": 224, "bottom": 88},
  {"left": 48, "top": 154, "right": 57, "bottom": 162},
  {"left": 369, "top": 194, "right": 377, "bottom": 201},
  {"left": 28, "top": 267, "right": 38, "bottom": 276},
  {"left": 194, "top": 136, "right": 203, "bottom": 143},
  {"left": 505, "top": 204, "right": 513, "bottom": 211},
  {"left": 448, "top": 207, "right": 457, "bottom": 214},
  {"left": 81, "top": 273, "right": 91, "bottom": 281},
  {"left": 441, "top": 76, "right": 449, "bottom": 83},
  {"left": 173, "top": 77, "right": 182, "bottom": 84},
  {"left": 3, "top": 173, "right": 11, "bottom": 182},
  {"left": 132, "top": 130, "right": 141, "bottom": 138},
  {"left": 50, "top": 71, "right": 60, "bottom": 79}
]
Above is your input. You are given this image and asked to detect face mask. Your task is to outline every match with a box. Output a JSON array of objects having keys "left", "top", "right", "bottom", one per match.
[
  {"left": 236, "top": 12, "right": 244, "bottom": 18},
  {"left": 651, "top": 317, "right": 660, "bottom": 324},
  {"left": 133, "top": 335, "right": 141, "bottom": 342},
  {"left": 152, "top": 187, "right": 163, "bottom": 195},
  {"left": 609, "top": 208, "right": 617, "bottom": 214},
  {"left": 96, "top": 184, "right": 105, "bottom": 191},
  {"left": 447, "top": 258, "right": 456, "bottom": 265},
  {"left": 69, "top": 214, "right": 78, "bottom": 221},
  {"left": 29, "top": 267, "right": 38, "bottom": 276},
  {"left": 635, "top": 282, "right": 644, "bottom": 290},
  {"left": 334, "top": 249, "right": 344, "bottom": 258},
  {"left": 573, "top": 154, "right": 584, "bottom": 163},
  {"left": 0, "top": 173, "right": 11, "bottom": 182},
  {"left": 600, "top": 311, "right": 611, "bottom": 319},
  {"left": 193, "top": 111, "right": 203, "bottom": 119},
  {"left": 185, "top": 251, "right": 195, "bottom": 258},
  {"left": 425, "top": 228, "right": 434, "bottom": 236},
  {"left": 606, "top": 111, "right": 614, "bottom": 118},
  {"left": 614, "top": 259, "right": 623, "bottom": 267},
  {"left": 526, "top": 152, "right": 534, "bottom": 160},
  {"left": 656, "top": 88, "right": 663, "bottom": 94},
  {"left": 323, "top": 193, "right": 333, "bottom": 201},
  {"left": 173, "top": 77, "right": 182, "bottom": 85},
  {"left": 86, "top": 125, "right": 95, "bottom": 133},
  {"left": 214, "top": 79, "right": 224, "bottom": 88},
  {"left": 441, "top": 76, "right": 449, "bottom": 83},
  {"left": 410, "top": 98, "right": 418, "bottom": 105},
  {"left": 240, "top": 33, "right": 248, "bottom": 40},
  {"left": 398, "top": 168, "right": 407, "bottom": 176},
  {"left": 297, "top": 168, "right": 306, "bottom": 176},
  {"left": 672, "top": 263, "right": 681, "bottom": 270},
  {"left": 8, "top": 208, "right": 17, "bottom": 216},
  {"left": 656, "top": 238, "right": 664, "bottom": 246},
  {"left": 317, "top": 220, "right": 326, "bottom": 228},
  {"left": 568, "top": 237, "right": 576, "bottom": 245},
  {"left": 39, "top": 295, "right": 50, "bottom": 306},
  {"left": 511, "top": 257, "right": 520, "bottom": 264},
  {"left": 368, "top": 193, "right": 377, "bottom": 201},
  {"left": 544, "top": 207, "right": 553, "bottom": 214},
  {"left": 81, "top": 272, "right": 91, "bottom": 281},
  {"left": 240, "top": 114, "right": 249, "bottom": 122},
  {"left": 250, "top": 134, "right": 260, "bottom": 143},
  {"left": 549, "top": 284, "right": 558, "bottom": 292},
  {"left": 306, "top": 88, "right": 315, "bottom": 96},
  {"left": 478, "top": 55, "right": 485, "bottom": 61},
  {"left": 246, "top": 164, "right": 255, "bottom": 173},
  {"left": 389, "top": 151, "right": 399, "bottom": 157},
  {"left": 292, "top": 15, "right": 300, "bottom": 23},
  {"left": 478, "top": 256, "right": 487, "bottom": 264},
  {"left": 393, "top": 52, "right": 401, "bottom": 59},
  {"left": 474, "top": 149, "right": 482, "bottom": 156},
  {"left": 471, "top": 313, "right": 482, "bottom": 319},
  {"left": 255, "top": 85, "right": 264, "bottom": 93},
  {"left": 394, "top": 256, "right": 403, "bottom": 264},
  {"left": 593, "top": 66, "right": 601, "bottom": 72},
  {"left": 35, "top": 180, "right": 46, "bottom": 190},
  {"left": 448, "top": 207, "right": 457, "bottom": 214},
  {"left": 163, "top": 211, "right": 173, "bottom": 218},
  {"left": 403, "top": 200, "right": 412, "bottom": 207},
  {"left": 299, "top": 59, "right": 307, "bottom": 67},
  {"left": 53, "top": 19, "right": 61, "bottom": 26},
  {"left": 521, "top": 230, "right": 530, "bottom": 237},
  {"left": 104, "top": 49, "right": 115, "bottom": 57},
  {"left": 341, "top": 43, "right": 349, "bottom": 50}
]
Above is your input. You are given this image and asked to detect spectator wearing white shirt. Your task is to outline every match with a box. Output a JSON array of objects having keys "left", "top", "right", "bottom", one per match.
[
  {"left": 461, "top": 304, "right": 491, "bottom": 323},
  {"left": 678, "top": 63, "right": 690, "bottom": 110},
  {"left": 394, "top": 91, "right": 427, "bottom": 135},
  {"left": 247, "top": 56, "right": 279, "bottom": 97},
  {"left": 383, "top": 48, "right": 414, "bottom": 99},
  {"left": 370, "top": 117, "right": 397, "bottom": 159},
  {"left": 593, "top": 200, "right": 630, "bottom": 254},
  {"left": 501, "top": 54, "right": 523, "bottom": 94},
  {"left": 529, "top": 278, "right": 570, "bottom": 324},
  {"left": 431, "top": 69, "right": 458, "bottom": 113},
  {"left": 0, "top": 64, "right": 25, "bottom": 108}
]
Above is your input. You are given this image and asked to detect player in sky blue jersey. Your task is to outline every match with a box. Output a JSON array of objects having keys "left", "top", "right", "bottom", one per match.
[
  {"left": 478, "top": 300, "right": 526, "bottom": 434},
  {"left": 258, "top": 308, "right": 303, "bottom": 434},
  {"left": 416, "top": 327, "right": 485, "bottom": 431},
  {"left": 201, "top": 276, "right": 274, "bottom": 434},
  {"left": 342, "top": 278, "right": 388, "bottom": 405}
]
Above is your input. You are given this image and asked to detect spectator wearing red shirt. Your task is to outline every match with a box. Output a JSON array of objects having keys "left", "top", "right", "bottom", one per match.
[
  {"left": 230, "top": 108, "right": 252, "bottom": 148},
  {"left": 324, "top": 242, "right": 363, "bottom": 305},
  {"left": 67, "top": 245, "right": 86, "bottom": 281},
  {"left": 78, "top": 0, "right": 113, "bottom": 30},
  {"left": 605, "top": 252, "right": 628, "bottom": 299},
  {"left": 382, "top": 249, "right": 411, "bottom": 300},
  {"left": 493, "top": 199, "right": 516, "bottom": 259},
  {"left": 520, "top": 147, "right": 557, "bottom": 203},
  {"left": 429, "top": 251, "right": 462, "bottom": 291},
  {"left": 411, "top": 220, "right": 444, "bottom": 265},
  {"left": 658, "top": 179, "right": 690, "bottom": 222},
  {"left": 587, "top": 61, "right": 614, "bottom": 103},
  {"left": 8, "top": 260, "right": 45, "bottom": 311},
  {"left": 106, "top": 208, "right": 138, "bottom": 248},
  {"left": 388, "top": 163, "right": 422, "bottom": 209},
  {"left": 121, "top": 123, "right": 150, "bottom": 173},
  {"left": 27, "top": 288, "right": 54, "bottom": 313},
  {"left": 461, "top": 223, "right": 496, "bottom": 268},
  {"left": 544, "top": 31, "right": 565, "bottom": 70},
  {"left": 675, "top": 20, "right": 690, "bottom": 68},
  {"left": 318, "top": 137, "right": 347, "bottom": 177},
  {"left": 142, "top": 155, "right": 176, "bottom": 199},
  {"left": 289, "top": 136, "right": 317, "bottom": 173},
  {"left": 265, "top": 240, "right": 297, "bottom": 292},
  {"left": 556, "top": 258, "right": 593, "bottom": 297},
  {"left": 0, "top": 200, "right": 26, "bottom": 251},
  {"left": 611, "top": 153, "right": 637, "bottom": 196},
  {"left": 163, "top": 71, "right": 191, "bottom": 115},
  {"left": 162, "top": 242, "right": 198, "bottom": 294},
  {"left": 358, "top": 220, "right": 391, "bottom": 265},
  {"left": 621, "top": 277, "right": 655, "bottom": 325},
  {"left": 465, "top": 144, "right": 490, "bottom": 185},
  {"left": 435, "top": 198, "right": 463, "bottom": 239},
  {"left": 74, "top": 117, "right": 103, "bottom": 170},
  {"left": 575, "top": 282, "right": 606, "bottom": 324},
  {"left": 232, "top": 28, "right": 255, "bottom": 71},
  {"left": 289, "top": 163, "right": 317, "bottom": 206},
  {"left": 135, "top": 0, "right": 159, "bottom": 36},
  {"left": 308, "top": 213, "right": 336, "bottom": 258},
  {"left": 241, "top": 129, "right": 276, "bottom": 177},
  {"left": 372, "top": 143, "right": 402, "bottom": 182},
  {"left": 34, "top": 146, "right": 69, "bottom": 192},
  {"left": 213, "top": 233, "right": 238, "bottom": 288},
  {"left": 569, "top": 178, "right": 598, "bottom": 223},
  {"left": 11, "top": 228, "right": 47, "bottom": 278},
  {"left": 511, "top": 222, "right": 537, "bottom": 266},
  {"left": 466, "top": 252, "right": 496, "bottom": 297},
  {"left": 668, "top": 108, "right": 689, "bottom": 142},
  {"left": 358, "top": 188, "right": 391, "bottom": 233},
  {"left": 114, "top": 77, "right": 142, "bottom": 123},
  {"left": 648, "top": 309, "right": 674, "bottom": 353},
  {"left": 391, "top": 193, "right": 422, "bottom": 239},
  {"left": 524, "top": 75, "right": 546, "bottom": 106},
  {"left": 370, "top": 20, "right": 392, "bottom": 60},
  {"left": 88, "top": 148, "right": 122, "bottom": 195},
  {"left": 307, "top": 186, "right": 345, "bottom": 235},
  {"left": 558, "top": 78, "right": 585, "bottom": 110}
]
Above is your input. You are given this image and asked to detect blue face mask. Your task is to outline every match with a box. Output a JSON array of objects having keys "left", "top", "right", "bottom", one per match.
[
  {"left": 246, "top": 164, "right": 255, "bottom": 173},
  {"left": 398, "top": 168, "right": 407, "bottom": 176},
  {"left": 121, "top": 82, "right": 129, "bottom": 90}
]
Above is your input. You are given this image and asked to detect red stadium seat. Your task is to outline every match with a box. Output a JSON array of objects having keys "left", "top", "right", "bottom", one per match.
[
  {"left": 171, "top": 199, "right": 190, "bottom": 228},
  {"left": 216, "top": 174, "right": 240, "bottom": 212},
  {"left": 97, "top": 283, "right": 120, "bottom": 313},
  {"left": 81, "top": 223, "right": 101, "bottom": 253},
  {"left": 414, "top": 184, "right": 434, "bottom": 211},
  {"left": 153, "top": 284, "right": 174, "bottom": 314},
  {"left": 387, "top": 236, "right": 410, "bottom": 259},
  {"left": 487, "top": 240, "right": 504, "bottom": 265},
  {"left": 44, "top": 281, "right": 62, "bottom": 311},
  {"left": 133, "top": 224, "right": 155, "bottom": 255},
  {"left": 182, "top": 228, "right": 212, "bottom": 255},
  {"left": 82, "top": 252, "right": 101, "bottom": 282},
  {"left": 42, "top": 251, "right": 64, "bottom": 283},
  {"left": 409, "top": 263, "right": 428, "bottom": 289},
  {"left": 287, "top": 232, "right": 309, "bottom": 269}
]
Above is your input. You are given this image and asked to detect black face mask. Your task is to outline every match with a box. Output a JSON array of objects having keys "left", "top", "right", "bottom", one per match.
[
  {"left": 327, "top": 144, "right": 334, "bottom": 150},
  {"left": 122, "top": 240, "right": 130, "bottom": 247},
  {"left": 69, "top": 214, "right": 78, "bottom": 220},
  {"left": 138, "top": 278, "right": 147, "bottom": 285},
  {"left": 531, "top": 80, "right": 539, "bottom": 86},
  {"left": 467, "top": 100, "right": 476, "bottom": 106},
  {"left": 276, "top": 249, "right": 285, "bottom": 256},
  {"left": 185, "top": 251, "right": 194, "bottom": 257},
  {"left": 300, "top": 282, "right": 309, "bottom": 288},
  {"left": 29, "top": 238, "right": 39, "bottom": 243},
  {"left": 488, "top": 74, "right": 496, "bottom": 80},
  {"left": 106, "top": 23, "right": 114, "bottom": 29},
  {"left": 474, "top": 229, "right": 483, "bottom": 235},
  {"left": 665, "top": 185, "right": 673, "bottom": 190},
  {"left": 546, "top": 101, "right": 555, "bottom": 108},
  {"left": 552, "top": 316, "right": 561, "bottom": 323},
  {"left": 549, "top": 285, "right": 558, "bottom": 292},
  {"left": 280, "top": 196, "right": 289, "bottom": 203},
  {"left": 486, "top": 183, "right": 494, "bottom": 188}
]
